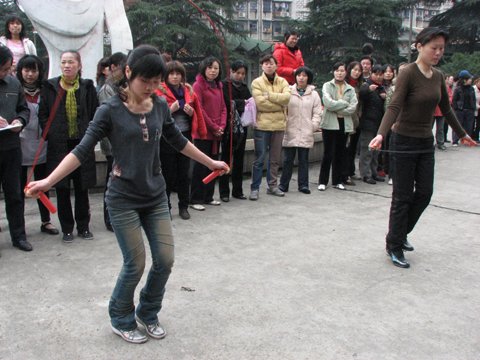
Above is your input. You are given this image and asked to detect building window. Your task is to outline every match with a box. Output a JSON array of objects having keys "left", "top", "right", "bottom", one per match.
[
  {"left": 404, "top": 9, "right": 410, "bottom": 19},
  {"left": 263, "top": 22, "right": 272, "bottom": 33},
  {"left": 236, "top": 22, "right": 246, "bottom": 31},
  {"left": 235, "top": 2, "right": 245, "bottom": 11},
  {"left": 250, "top": 1, "right": 257, "bottom": 11},
  {"left": 250, "top": 21, "right": 258, "bottom": 32},
  {"left": 274, "top": 21, "right": 282, "bottom": 34},
  {"left": 263, "top": 1, "right": 272, "bottom": 12}
]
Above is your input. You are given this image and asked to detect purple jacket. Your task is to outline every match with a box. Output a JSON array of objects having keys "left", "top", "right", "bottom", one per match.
[{"left": 192, "top": 74, "right": 227, "bottom": 142}]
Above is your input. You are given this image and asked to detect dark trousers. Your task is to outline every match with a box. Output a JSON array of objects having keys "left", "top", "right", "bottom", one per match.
[
  {"left": 21, "top": 163, "right": 51, "bottom": 223},
  {"left": 0, "top": 147, "right": 27, "bottom": 243},
  {"left": 104, "top": 155, "right": 114, "bottom": 228},
  {"left": 386, "top": 133, "right": 435, "bottom": 252},
  {"left": 319, "top": 118, "right": 347, "bottom": 186},
  {"left": 473, "top": 114, "right": 480, "bottom": 141},
  {"left": 453, "top": 109, "right": 475, "bottom": 144},
  {"left": 219, "top": 127, "right": 248, "bottom": 198},
  {"left": 161, "top": 132, "right": 192, "bottom": 210},
  {"left": 279, "top": 147, "right": 310, "bottom": 191},
  {"left": 190, "top": 139, "right": 219, "bottom": 205},
  {"left": 55, "top": 166, "right": 91, "bottom": 234},
  {"left": 344, "top": 128, "right": 360, "bottom": 178}
]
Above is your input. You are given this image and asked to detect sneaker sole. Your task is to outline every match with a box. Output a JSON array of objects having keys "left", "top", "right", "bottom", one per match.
[
  {"left": 135, "top": 316, "right": 166, "bottom": 339},
  {"left": 111, "top": 325, "right": 148, "bottom": 344}
]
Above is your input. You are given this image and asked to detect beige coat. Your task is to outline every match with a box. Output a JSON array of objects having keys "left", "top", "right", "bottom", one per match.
[
  {"left": 283, "top": 84, "right": 322, "bottom": 148},
  {"left": 251, "top": 72, "right": 291, "bottom": 131}
]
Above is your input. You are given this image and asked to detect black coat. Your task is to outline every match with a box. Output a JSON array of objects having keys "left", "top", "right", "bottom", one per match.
[
  {"left": 221, "top": 78, "right": 252, "bottom": 120},
  {"left": 39, "top": 76, "right": 99, "bottom": 189},
  {"left": 453, "top": 84, "right": 476, "bottom": 110},
  {"left": 359, "top": 79, "right": 386, "bottom": 131}
]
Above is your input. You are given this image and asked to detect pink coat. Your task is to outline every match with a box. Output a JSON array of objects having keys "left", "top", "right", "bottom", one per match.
[{"left": 192, "top": 74, "right": 227, "bottom": 141}]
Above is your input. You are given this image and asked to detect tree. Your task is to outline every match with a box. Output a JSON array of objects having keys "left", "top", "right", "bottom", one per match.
[
  {"left": 287, "top": 0, "right": 405, "bottom": 83},
  {"left": 440, "top": 52, "right": 480, "bottom": 79},
  {"left": 126, "top": 0, "right": 247, "bottom": 61},
  {"left": 430, "top": 0, "right": 480, "bottom": 54}
]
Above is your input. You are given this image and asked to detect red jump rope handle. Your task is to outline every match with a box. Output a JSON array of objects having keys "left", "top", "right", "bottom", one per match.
[
  {"left": 203, "top": 169, "right": 221, "bottom": 184},
  {"left": 460, "top": 138, "right": 477, "bottom": 147},
  {"left": 39, "top": 192, "right": 57, "bottom": 214}
]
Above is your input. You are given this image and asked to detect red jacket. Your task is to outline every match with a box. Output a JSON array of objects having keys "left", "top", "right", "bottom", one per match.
[
  {"left": 273, "top": 42, "right": 305, "bottom": 85},
  {"left": 155, "top": 82, "right": 207, "bottom": 140}
]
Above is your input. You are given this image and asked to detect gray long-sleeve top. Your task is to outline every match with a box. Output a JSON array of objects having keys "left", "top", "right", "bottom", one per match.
[{"left": 72, "top": 94, "right": 188, "bottom": 209}]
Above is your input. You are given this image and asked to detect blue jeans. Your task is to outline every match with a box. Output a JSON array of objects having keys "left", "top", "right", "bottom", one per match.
[
  {"left": 279, "top": 147, "right": 310, "bottom": 191},
  {"left": 251, "top": 129, "right": 284, "bottom": 190},
  {"left": 108, "top": 202, "right": 174, "bottom": 331}
]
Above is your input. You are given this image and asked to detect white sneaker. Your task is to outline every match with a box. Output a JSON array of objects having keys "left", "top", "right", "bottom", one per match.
[
  {"left": 388, "top": 178, "right": 393, "bottom": 185},
  {"left": 317, "top": 184, "right": 326, "bottom": 191},
  {"left": 205, "top": 200, "right": 221, "bottom": 206},
  {"left": 333, "top": 184, "right": 346, "bottom": 190},
  {"left": 189, "top": 204, "right": 205, "bottom": 211}
]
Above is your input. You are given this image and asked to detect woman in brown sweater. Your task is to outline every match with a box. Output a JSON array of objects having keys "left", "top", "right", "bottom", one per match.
[{"left": 370, "top": 28, "right": 475, "bottom": 269}]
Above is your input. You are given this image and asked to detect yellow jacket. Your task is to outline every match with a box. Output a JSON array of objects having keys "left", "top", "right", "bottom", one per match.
[{"left": 251, "top": 72, "right": 291, "bottom": 131}]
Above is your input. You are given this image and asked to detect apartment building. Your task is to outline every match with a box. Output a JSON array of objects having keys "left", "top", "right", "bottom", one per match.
[{"left": 233, "top": 0, "right": 309, "bottom": 42}]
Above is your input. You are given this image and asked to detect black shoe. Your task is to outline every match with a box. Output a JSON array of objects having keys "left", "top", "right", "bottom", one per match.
[
  {"left": 373, "top": 175, "right": 385, "bottom": 182},
  {"left": 63, "top": 233, "right": 74, "bottom": 243},
  {"left": 277, "top": 185, "right": 288, "bottom": 193},
  {"left": 232, "top": 194, "right": 247, "bottom": 200},
  {"left": 387, "top": 249, "right": 410, "bottom": 268},
  {"left": 363, "top": 177, "right": 376, "bottom": 184},
  {"left": 220, "top": 197, "right": 229, "bottom": 202},
  {"left": 179, "top": 208, "right": 190, "bottom": 220},
  {"left": 444, "top": 140, "right": 451, "bottom": 143},
  {"left": 40, "top": 223, "right": 59, "bottom": 235},
  {"left": 13, "top": 239, "right": 33, "bottom": 251},
  {"left": 78, "top": 231, "right": 94, "bottom": 240},
  {"left": 299, "top": 188, "right": 311, "bottom": 194},
  {"left": 106, "top": 222, "right": 114, "bottom": 232},
  {"left": 402, "top": 240, "right": 414, "bottom": 252}
]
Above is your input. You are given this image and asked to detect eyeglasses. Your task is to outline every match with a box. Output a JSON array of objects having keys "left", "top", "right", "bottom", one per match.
[{"left": 139, "top": 114, "right": 148, "bottom": 142}]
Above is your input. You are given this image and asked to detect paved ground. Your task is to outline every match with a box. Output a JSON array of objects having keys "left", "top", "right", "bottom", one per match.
[{"left": 1, "top": 143, "right": 479, "bottom": 360}]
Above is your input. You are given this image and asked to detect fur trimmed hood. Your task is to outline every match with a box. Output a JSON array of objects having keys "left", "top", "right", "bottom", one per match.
[{"left": 157, "top": 82, "right": 193, "bottom": 96}]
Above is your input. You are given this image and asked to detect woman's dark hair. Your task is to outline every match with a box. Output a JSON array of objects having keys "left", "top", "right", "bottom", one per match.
[
  {"left": 359, "top": 56, "right": 373, "bottom": 66},
  {"left": 415, "top": 27, "right": 449, "bottom": 47},
  {"left": 361, "top": 43, "right": 373, "bottom": 56},
  {"left": 164, "top": 60, "right": 186, "bottom": 84},
  {"left": 4, "top": 13, "right": 26, "bottom": 40},
  {"left": 346, "top": 61, "right": 364, "bottom": 87},
  {"left": 230, "top": 59, "right": 248, "bottom": 72},
  {"left": 0, "top": 46, "right": 13, "bottom": 66},
  {"left": 61, "top": 50, "right": 82, "bottom": 77},
  {"left": 96, "top": 57, "right": 110, "bottom": 83},
  {"left": 16, "top": 54, "right": 45, "bottom": 86},
  {"left": 109, "top": 52, "right": 127, "bottom": 69},
  {"left": 397, "top": 62, "right": 408, "bottom": 72},
  {"left": 383, "top": 64, "right": 394, "bottom": 74},
  {"left": 371, "top": 64, "right": 384, "bottom": 74},
  {"left": 284, "top": 30, "right": 298, "bottom": 43},
  {"left": 295, "top": 66, "right": 313, "bottom": 85},
  {"left": 333, "top": 62, "right": 346, "bottom": 71},
  {"left": 198, "top": 56, "right": 222, "bottom": 83},
  {"left": 261, "top": 54, "right": 277, "bottom": 65}
]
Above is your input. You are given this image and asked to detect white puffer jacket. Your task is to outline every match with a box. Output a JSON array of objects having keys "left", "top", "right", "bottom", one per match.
[{"left": 282, "top": 84, "right": 322, "bottom": 148}]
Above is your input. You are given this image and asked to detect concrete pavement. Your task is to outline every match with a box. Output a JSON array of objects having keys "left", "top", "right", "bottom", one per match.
[{"left": 1, "top": 144, "right": 479, "bottom": 360}]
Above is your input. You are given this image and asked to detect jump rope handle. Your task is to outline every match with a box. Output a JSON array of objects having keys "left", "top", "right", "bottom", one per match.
[
  {"left": 203, "top": 169, "right": 221, "bottom": 184},
  {"left": 460, "top": 138, "right": 477, "bottom": 147},
  {"left": 39, "top": 192, "right": 57, "bottom": 214}
]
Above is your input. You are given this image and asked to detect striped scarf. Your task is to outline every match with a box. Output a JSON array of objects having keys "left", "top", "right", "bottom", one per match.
[{"left": 61, "top": 74, "right": 80, "bottom": 138}]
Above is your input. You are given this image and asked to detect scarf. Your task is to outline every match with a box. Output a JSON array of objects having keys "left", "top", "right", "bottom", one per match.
[
  {"left": 297, "top": 87, "right": 306, "bottom": 96},
  {"left": 347, "top": 78, "right": 358, "bottom": 87},
  {"left": 230, "top": 74, "right": 243, "bottom": 88},
  {"left": 61, "top": 74, "right": 80, "bottom": 138},
  {"left": 168, "top": 83, "right": 186, "bottom": 115},
  {"left": 207, "top": 80, "right": 216, "bottom": 89},
  {"left": 266, "top": 73, "right": 275, "bottom": 84},
  {"left": 23, "top": 82, "right": 40, "bottom": 97}
]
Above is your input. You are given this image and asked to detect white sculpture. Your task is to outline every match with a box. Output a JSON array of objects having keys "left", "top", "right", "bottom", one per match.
[{"left": 17, "top": 0, "right": 133, "bottom": 81}]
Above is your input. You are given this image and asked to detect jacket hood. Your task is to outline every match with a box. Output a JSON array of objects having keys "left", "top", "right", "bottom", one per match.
[
  {"left": 157, "top": 82, "right": 193, "bottom": 96},
  {"left": 195, "top": 74, "right": 223, "bottom": 91}
]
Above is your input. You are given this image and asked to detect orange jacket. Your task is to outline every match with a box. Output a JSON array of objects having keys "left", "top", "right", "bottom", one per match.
[{"left": 155, "top": 83, "right": 207, "bottom": 139}]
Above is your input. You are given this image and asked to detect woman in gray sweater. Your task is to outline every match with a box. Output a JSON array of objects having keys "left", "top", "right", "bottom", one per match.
[{"left": 26, "top": 45, "right": 229, "bottom": 344}]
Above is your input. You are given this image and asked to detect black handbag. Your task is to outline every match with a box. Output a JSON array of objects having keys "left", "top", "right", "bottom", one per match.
[{"left": 223, "top": 100, "right": 245, "bottom": 151}]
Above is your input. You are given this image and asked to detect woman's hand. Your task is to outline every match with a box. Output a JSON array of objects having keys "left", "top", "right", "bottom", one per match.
[
  {"left": 25, "top": 179, "right": 52, "bottom": 199},
  {"left": 208, "top": 160, "right": 230, "bottom": 176},
  {"left": 213, "top": 128, "right": 224, "bottom": 138},
  {"left": 9, "top": 119, "right": 23, "bottom": 132},
  {"left": 170, "top": 100, "right": 180, "bottom": 113},
  {"left": 369, "top": 134, "right": 384, "bottom": 150},
  {"left": 369, "top": 84, "right": 378, "bottom": 92},
  {"left": 380, "top": 93, "right": 386, "bottom": 99},
  {"left": 0, "top": 117, "right": 8, "bottom": 128},
  {"left": 184, "top": 103, "right": 194, "bottom": 116}
]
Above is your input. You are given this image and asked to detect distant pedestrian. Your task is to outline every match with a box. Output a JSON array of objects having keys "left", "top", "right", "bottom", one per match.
[{"left": 452, "top": 70, "right": 476, "bottom": 145}]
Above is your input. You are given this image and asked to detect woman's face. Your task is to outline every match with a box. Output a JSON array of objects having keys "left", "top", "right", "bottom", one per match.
[
  {"left": 417, "top": 36, "right": 445, "bottom": 66},
  {"left": 465, "top": 77, "right": 473, "bottom": 85},
  {"left": 127, "top": 70, "right": 162, "bottom": 101},
  {"left": 167, "top": 70, "right": 183, "bottom": 88},
  {"left": 8, "top": 20, "right": 22, "bottom": 36},
  {"left": 350, "top": 65, "right": 362, "bottom": 80},
  {"left": 231, "top": 67, "right": 246, "bottom": 82},
  {"left": 296, "top": 71, "right": 308, "bottom": 88},
  {"left": 205, "top": 61, "right": 220, "bottom": 82},
  {"left": 285, "top": 35, "right": 298, "bottom": 48},
  {"left": 262, "top": 59, "right": 277, "bottom": 76},
  {"left": 447, "top": 76, "right": 454, "bottom": 86},
  {"left": 334, "top": 66, "right": 346, "bottom": 82},
  {"left": 384, "top": 67, "right": 394, "bottom": 81},
  {"left": 110, "top": 64, "right": 124, "bottom": 81},
  {"left": 60, "top": 52, "right": 81, "bottom": 79},
  {"left": 22, "top": 65, "right": 39, "bottom": 85}
]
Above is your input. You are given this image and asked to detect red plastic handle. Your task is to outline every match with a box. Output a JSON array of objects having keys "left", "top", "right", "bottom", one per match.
[
  {"left": 460, "top": 138, "right": 477, "bottom": 147},
  {"left": 39, "top": 192, "right": 57, "bottom": 214},
  {"left": 203, "top": 169, "right": 221, "bottom": 184}
]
